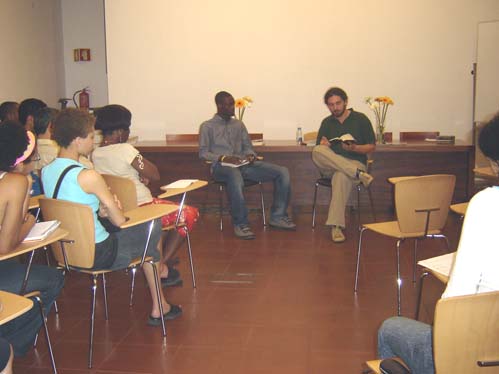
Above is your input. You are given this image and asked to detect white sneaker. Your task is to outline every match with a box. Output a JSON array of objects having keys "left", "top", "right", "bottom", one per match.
[
  {"left": 358, "top": 170, "right": 374, "bottom": 188},
  {"left": 331, "top": 226, "right": 346, "bottom": 243}
]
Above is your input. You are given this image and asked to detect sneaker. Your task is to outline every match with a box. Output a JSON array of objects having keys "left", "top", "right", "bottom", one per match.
[
  {"left": 331, "top": 226, "right": 346, "bottom": 243},
  {"left": 269, "top": 216, "right": 297, "bottom": 231},
  {"left": 358, "top": 170, "right": 374, "bottom": 188},
  {"left": 234, "top": 224, "right": 256, "bottom": 240}
]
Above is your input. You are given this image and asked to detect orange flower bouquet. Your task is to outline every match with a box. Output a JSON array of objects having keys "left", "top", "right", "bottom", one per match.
[
  {"left": 235, "top": 96, "right": 253, "bottom": 121},
  {"left": 365, "top": 96, "right": 394, "bottom": 144}
]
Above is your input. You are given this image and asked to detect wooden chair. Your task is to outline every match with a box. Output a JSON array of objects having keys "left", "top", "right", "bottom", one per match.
[
  {"left": 311, "top": 159, "right": 376, "bottom": 229},
  {"left": 399, "top": 131, "right": 439, "bottom": 142},
  {"left": 354, "top": 174, "right": 456, "bottom": 316},
  {"left": 366, "top": 291, "right": 499, "bottom": 373},
  {"left": 102, "top": 174, "right": 204, "bottom": 290},
  {"left": 39, "top": 198, "right": 176, "bottom": 368}
]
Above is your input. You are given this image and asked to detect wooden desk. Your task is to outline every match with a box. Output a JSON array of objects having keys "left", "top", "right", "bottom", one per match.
[
  {"left": 136, "top": 140, "right": 474, "bottom": 212},
  {"left": 0, "top": 291, "right": 33, "bottom": 325}
]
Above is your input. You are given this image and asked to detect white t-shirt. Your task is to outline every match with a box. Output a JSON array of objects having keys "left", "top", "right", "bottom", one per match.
[
  {"left": 91, "top": 143, "right": 153, "bottom": 205},
  {"left": 443, "top": 186, "right": 499, "bottom": 298}
]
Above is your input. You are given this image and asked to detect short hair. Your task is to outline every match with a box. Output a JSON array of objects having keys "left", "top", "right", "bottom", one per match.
[
  {"left": 33, "top": 107, "right": 59, "bottom": 136},
  {"left": 94, "top": 105, "right": 131, "bottom": 136},
  {"left": 0, "top": 120, "right": 29, "bottom": 171},
  {"left": 52, "top": 108, "right": 95, "bottom": 148},
  {"left": 0, "top": 101, "right": 18, "bottom": 122},
  {"left": 18, "top": 98, "right": 47, "bottom": 126},
  {"left": 479, "top": 113, "right": 499, "bottom": 161},
  {"left": 215, "top": 91, "right": 232, "bottom": 105},
  {"left": 323, "top": 87, "right": 348, "bottom": 104}
]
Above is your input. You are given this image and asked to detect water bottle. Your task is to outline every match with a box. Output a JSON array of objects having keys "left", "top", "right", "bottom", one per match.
[{"left": 296, "top": 126, "right": 303, "bottom": 145}]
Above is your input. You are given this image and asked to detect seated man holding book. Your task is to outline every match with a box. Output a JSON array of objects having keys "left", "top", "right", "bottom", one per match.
[
  {"left": 312, "top": 87, "right": 375, "bottom": 243},
  {"left": 199, "top": 91, "right": 296, "bottom": 240}
]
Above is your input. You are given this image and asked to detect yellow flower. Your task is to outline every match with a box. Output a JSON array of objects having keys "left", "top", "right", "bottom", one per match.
[
  {"left": 234, "top": 98, "right": 246, "bottom": 108},
  {"left": 242, "top": 96, "right": 253, "bottom": 104}
]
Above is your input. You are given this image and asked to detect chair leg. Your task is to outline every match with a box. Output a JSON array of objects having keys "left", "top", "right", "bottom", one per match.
[
  {"left": 259, "top": 182, "right": 266, "bottom": 227},
  {"left": 412, "top": 239, "right": 419, "bottom": 283},
  {"left": 149, "top": 260, "right": 166, "bottom": 337},
  {"left": 129, "top": 267, "right": 137, "bottom": 307},
  {"left": 88, "top": 275, "right": 98, "bottom": 369},
  {"left": 415, "top": 271, "right": 429, "bottom": 320},
  {"left": 219, "top": 184, "right": 224, "bottom": 231},
  {"left": 354, "top": 227, "right": 368, "bottom": 292},
  {"left": 101, "top": 274, "right": 109, "bottom": 321},
  {"left": 367, "top": 186, "right": 376, "bottom": 222},
  {"left": 185, "top": 230, "right": 196, "bottom": 288},
  {"left": 33, "top": 295, "right": 57, "bottom": 374},
  {"left": 43, "top": 247, "right": 59, "bottom": 314},
  {"left": 357, "top": 184, "right": 361, "bottom": 230},
  {"left": 311, "top": 183, "right": 319, "bottom": 228},
  {"left": 396, "top": 239, "right": 403, "bottom": 316}
]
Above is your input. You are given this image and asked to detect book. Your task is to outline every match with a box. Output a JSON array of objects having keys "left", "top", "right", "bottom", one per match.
[
  {"left": 221, "top": 159, "right": 250, "bottom": 168},
  {"left": 162, "top": 179, "right": 198, "bottom": 189},
  {"left": 24, "top": 220, "right": 61, "bottom": 242},
  {"left": 417, "top": 252, "right": 456, "bottom": 279},
  {"left": 329, "top": 133, "right": 356, "bottom": 144}
]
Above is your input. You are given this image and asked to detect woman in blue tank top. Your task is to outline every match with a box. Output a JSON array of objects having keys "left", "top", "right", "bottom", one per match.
[{"left": 41, "top": 109, "right": 181, "bottom": 325}]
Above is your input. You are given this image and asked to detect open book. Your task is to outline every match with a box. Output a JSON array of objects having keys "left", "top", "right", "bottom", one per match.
[
  {"left": 24, "top": 220, "right": 61, "bottom": 242},
  {"left": 329, "top": 133, "right": 356, "bottom": 144},
  {"left": 221, "top": 159, "right": 250, "bottom": 168},
  {"left": 162, "top": 179, "right": 198, "bottom": 189}
]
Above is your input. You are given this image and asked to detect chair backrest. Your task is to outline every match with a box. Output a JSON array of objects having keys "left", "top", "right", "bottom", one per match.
[
  {"left": 394, "top": 174, "right": 455, "bottom": 234},
  {"left": 399, "top": 131, "right": 440, "bottom": 142},
  {"left": 101, "top": 174, "right": 138, "bottom": 211},
  {"left": 433, "top": 291, "right": 499, "bottom": 373},
  {"left": 39, "top": 198, "right": 96, "bottom": 269},
  {"left": 166, "top": 133, "right": 263, "bottom": 143}
]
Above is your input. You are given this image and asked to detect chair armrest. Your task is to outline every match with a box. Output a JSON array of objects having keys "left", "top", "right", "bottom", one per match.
[
  {"left": 0, "top": 228, "right": 69, "bottom": 261},
  {"left": 0, "top": 291, "right": 34, "bottom": 325},
  {"left": 121, "top": 204, "right": 178, "bottom": 228}
]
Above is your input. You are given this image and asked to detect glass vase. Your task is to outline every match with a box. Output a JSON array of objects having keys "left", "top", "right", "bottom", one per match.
[{"left": 376, "top": 127, "right": 386, "bottom": 144}]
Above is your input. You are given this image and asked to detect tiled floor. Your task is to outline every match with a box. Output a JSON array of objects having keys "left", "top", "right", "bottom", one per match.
[{"left": 13, "top": 207, "right": 460, "bottom": 373}]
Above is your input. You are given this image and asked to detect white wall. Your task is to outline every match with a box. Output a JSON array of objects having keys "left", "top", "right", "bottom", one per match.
[
  {"left": 103, "top": 0, "right": 498, "bottom": 141},
  {"left": 60, "top": 0, "right": 108, "bottom": 108},
  {"left": 0, "top": 0, "right": 64, "bottom": 107}
]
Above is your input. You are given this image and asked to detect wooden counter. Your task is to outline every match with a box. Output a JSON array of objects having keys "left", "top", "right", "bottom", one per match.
[{"left": 136, "top": 140, "right": 475, "bottom": 213}]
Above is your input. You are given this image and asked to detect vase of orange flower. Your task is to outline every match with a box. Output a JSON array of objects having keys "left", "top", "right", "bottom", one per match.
[
  {"left": 365, "top": 96, "right": 394, "bottom": 144},
  {"left": 235, "top": 96, "right": 253, "bottom": 122}
]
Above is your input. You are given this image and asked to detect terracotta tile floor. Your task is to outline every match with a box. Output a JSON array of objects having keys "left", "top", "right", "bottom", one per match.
[{"left": 13, "top": 208, "right": 459, "bottom": 373}]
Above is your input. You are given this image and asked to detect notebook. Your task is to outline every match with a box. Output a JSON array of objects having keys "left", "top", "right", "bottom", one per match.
[{"left": 24, "top": 220, "right": 61, "bottom": 242}]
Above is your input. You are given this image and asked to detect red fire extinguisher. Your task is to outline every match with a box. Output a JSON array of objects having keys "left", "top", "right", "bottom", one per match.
[{"left": 72, "top": 87, "right": 90, "bottom": 110}]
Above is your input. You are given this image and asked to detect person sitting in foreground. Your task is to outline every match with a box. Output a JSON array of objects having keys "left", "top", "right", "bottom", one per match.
[
  {"left": 199, "top": 91, "right": 296, "bottom": 240},
  {"left": 41, "top": 108, "right": 181, "bottom": 325},
  {"left": 0, "top": 121, "right": 64, "bottom": 356},
  {"left": 376, "top": 112, "right": 499, "bottom": 374},
  {"left": 0, "top": 337, "right": 13, "bottom": 374},
  {"left": 91, "top": 104, "right": 199, "bottom": 286}
]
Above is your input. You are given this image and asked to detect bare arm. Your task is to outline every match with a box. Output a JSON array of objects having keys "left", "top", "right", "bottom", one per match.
[
  {"left": 130, "top": 153, "right": 160, "bottom": 182},
  {"left": 0, "top": 174, "right": 36, "bottom": 254},
  {"left": 342, "top": 142, "right": 376, "bottom": 154},
  {"left": 78, "top": 169, "right": 127, "bottom": 226}
]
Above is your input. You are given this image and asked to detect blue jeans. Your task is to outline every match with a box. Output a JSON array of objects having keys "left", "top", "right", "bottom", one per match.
[
  {"left": 212, "top": 161, "right": 291, "bottom": 226},
  {"left": 0, "top": 260, "right": 64, "bottom": 356},
  {"left": 378, "top": 316, "right": 435, "bottom": 374}
]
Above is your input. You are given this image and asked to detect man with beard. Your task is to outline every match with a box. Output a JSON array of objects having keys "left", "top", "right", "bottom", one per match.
[
  {"left": 312, "top": 87, "right": 375, "bottom": 243},
  {"left": 199, "top": 91, "right": 296, "bottom": 240}
]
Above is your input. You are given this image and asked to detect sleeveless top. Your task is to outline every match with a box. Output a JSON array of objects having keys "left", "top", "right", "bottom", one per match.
[{"left": 41, "top": 158, "right": 109, "bottom": 243}]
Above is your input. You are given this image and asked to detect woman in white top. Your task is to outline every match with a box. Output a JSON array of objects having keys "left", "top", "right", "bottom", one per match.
[
  {"left": 377, "top": 112, "right": 499, "bottom": 374},
  {"left": 91, "top": 105, "right": 199, "bottom": 286}
]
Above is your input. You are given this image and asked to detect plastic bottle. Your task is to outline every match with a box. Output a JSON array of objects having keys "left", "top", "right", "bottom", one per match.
[{"left": 296, "top": 126, "right": 303, "bottom": 145}]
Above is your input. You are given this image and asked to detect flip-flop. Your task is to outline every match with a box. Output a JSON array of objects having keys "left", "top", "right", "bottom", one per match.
[{"left": 147, "top": 304, "right": 183, "bottom": 326}]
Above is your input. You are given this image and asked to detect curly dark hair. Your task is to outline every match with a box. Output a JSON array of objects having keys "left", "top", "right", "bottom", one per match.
[
  {"left": 0, "top": 120, "right": 29, "bottom": 171},
  {"left": 479, "top": 112, "right": 499, "bottom": 161},
  {"left": 94, "top": 105, "right": 132, "bottom": 136},
  {"left": 323, "top": 87, "right": 348, "bottom": 104},
  {"left": 0, "top": 101, "right": 18, "bottom": 122},
  {"left": 52, "top": 108, "right": 95, "bottom": 148}
]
